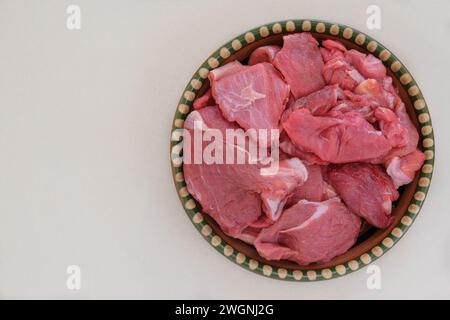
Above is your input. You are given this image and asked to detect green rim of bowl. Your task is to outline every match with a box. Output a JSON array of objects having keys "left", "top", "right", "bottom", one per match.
[{"left": 170, "top": 20, "right": 435, "bottom": 281}]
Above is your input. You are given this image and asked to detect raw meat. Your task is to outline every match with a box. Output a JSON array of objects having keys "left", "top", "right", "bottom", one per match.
[
  {"left": 248, "top": 45, "right": 281, "bottom": 65},
  {"left": 346, "top": 79, "right": 397, "bottom": 109},
  {"left": 179, "top": 34, "right": 425, "bottom": 265},
  {"left": 236, "top": 215, "right": 274, "bottom": 245},
  {"left": 286, "top": 165, "right": 336, "bottom": 206},
  {"left": 280, "top": 131, "right": 329, "bottom": 165},
  {"left": 382, "top": 102, "right": 420, "bottom": 160},
  {"left": 320, "top": 39, "right": 347, "bottom": 63},
  {"left": 323, "top": 57, "right": 365, "bottom": 90},
  {"left": 283, "top": 108, "right": 392, "bottom": 163},
  {"left": 345, "top": 49, "right": 386, "bottom": 79},
  {"left": 385, "top": 150, "right": 425, "bottom": 187},
  {"left": 282, "top": 84, "right": 341, "bottom": 121},
  {"left": 210, "top": 62, "right": 290, "bottom": 142},
  {"left": 273, "top": 33, "right": 325, "bottom": 98},
  {"left": 330, "top": 78, "right": 400, "bottom": 123},
  {"left": 209, "top": 61, "right": 247, "bottom": 82},
  {"left": 323, "top": 39, "right": 347, "bottom": 52},
  {"left": 254, "top": 198, "right": 361, "bottom": 265},
  {"left": 328, "top": 163, "right": 399, "bottom": 228},
  {"left": 193, "top": 89, "right": 215, "bottom": 110},
  {"left": 234, "top": 226, "right": 262, "bottom": 245},
  {"left": 374, "top": 107, "right": 408, "bottom": 148},
  {"left": 183, "top": 107, "right": 308, "bottom": 237},
  {"left": 329, "top": 100, "right": 375, "bottom": 122}
]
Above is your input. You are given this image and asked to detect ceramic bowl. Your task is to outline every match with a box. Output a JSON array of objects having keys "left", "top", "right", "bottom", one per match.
[{"left": 170, "top": 20, "right": 434, "bottom": 281}]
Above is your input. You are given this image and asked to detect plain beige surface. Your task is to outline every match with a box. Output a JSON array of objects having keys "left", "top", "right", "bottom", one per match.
[{"left": 0, "top": 0, "right": 449, "bottom": 299}]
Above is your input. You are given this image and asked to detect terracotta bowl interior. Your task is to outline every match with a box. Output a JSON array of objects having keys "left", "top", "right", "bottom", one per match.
[{"left": 194, "top": 33, "right": 422, "bottom": 271}]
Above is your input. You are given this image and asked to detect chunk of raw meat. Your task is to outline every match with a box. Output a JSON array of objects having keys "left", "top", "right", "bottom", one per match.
[
  {"left": 327, "top": 163, "right": 399, "bottom": 228},
  {"left": 273, "top": 33, "right": 325, "bottom": 98},
  {"left": 323, "top": 57, "right": 365, "bottom": 90},
  {"left": 347, "top": 79, "right": 397, "bottom": 109},
  {"left": 235, "top": 215, "right": 274, "bottom": 245},
  {"left": 320, "top": 39, "right": 346, "bottom": 62},
  {"left": 323, "top": 39, "right": 347, "bottom": 52},
  {"left": 382, "top": 102, "right": 420, "bottom": 160},
  {"left": 210, "top": 62, "right": 290, "bottom": 142},
  {"left": 254, "top": 198, "right": 361, "bottom": 265},
  {"left": 345, "top": 49, "right": 386, "bottom": 79},
  {"left": 193, "top": 89, "right": 215, "bottom": 110},
  {"left": 385, "top": 150, "right": 425, "bottom": 187},
  {"left": 331, "top": 78, "right": 400, "bottom": 122},
  {"left": 330, "top": 101, "right": 375, "bottom": 122},
  {"left": 280, "top": 132, "right": 329, "bottom": 165},
  {"left": 209, "top": 61, "right": 247, "bottom": 82},
  {"left": 374, "top": 107, "right": 408, "bottom": 148},
  {"left": 283, "top": 108, "right": 392, "bottom": 163},
  {"left": 286, "top": 165, "right": 336, "bottom": 206},
  {"left": 184, "top": 105, "right": 239, "bottom": 132},
  {"left": 183, "top": 107, "right": 308, "bottom": 237},
  {"left": 282, "top": 84, "right": 341, "bottom": 121},
  {"left": 248, "top": 45, "right": 281, "bottom": 65},
  {"left": 380, "top": 76, "right": 398, "bottom": 96},
  {"left": 259, "top": 158, "right": 309, "bottom": 220}
]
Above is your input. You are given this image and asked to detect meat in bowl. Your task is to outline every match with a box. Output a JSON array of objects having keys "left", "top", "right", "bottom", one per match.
[{"left": 181, "top": 32, "right": 425, "bottom": 266}]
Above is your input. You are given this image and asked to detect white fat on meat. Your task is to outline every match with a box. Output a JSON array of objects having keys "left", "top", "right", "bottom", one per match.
[
  {"left": 386, "top": 156, "right": 412, "bottom": 188},
  {"left": 284, "top": 199, "right": 330, "bottom": 232},
  {"left": 278, "top": 158, "right": 309, "bottom": 182},
  {"left": 260, "top": 158, "right": 309, "bottom": 221}
]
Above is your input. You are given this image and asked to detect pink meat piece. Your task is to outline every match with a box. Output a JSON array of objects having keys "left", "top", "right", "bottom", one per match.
[
  {"left": 374, "top": 107, "right": 408, "bottom": 148},
  {"left": 209, "top": 60, "right": 247, "bottom": 82},
  {"left": 286, "top": 165, "right": 337, "bottom": 206},
  {"left": 332, "top": 77, "right": 400, "bottom": 122},
  {"left": 327, "top": 163, "right": 399, "bottom": 228},
  {"left": 320, "top": 47, "right": 344, "bottom": 62},
  {"left": 235, "top": 215, "right": 275, "bottom": 245},
  {"left": 248, "top": 45, "right": 281, "bottom": 65},
  {"left": 323, "top": 39, "right": 347, "bottom": 52},
  {"left": 193, "top": 89, "right": 215, "bottom": 110},
  {"left": 250, "top": 215, "right": 274, "bottom": 228},
  {"left": 283, "top": 108, "right": 392, "bottom": 163},
  {"left": 234, "top": 226, "right": 261, "bottom": 245},
  {"left": 345, "top": 49, "right": 387, "bottom": 79},
  {"left": 390, "top": 102, "right": 420, "bottom": 157},
  {"left": 254, "top": 198, "right": 361, "bottom": 265},
  {"left": 184, "top": 105, "right": 239, "bottom": 132},
  {"left": 210, "top": 62, "right": 290, "bottom": 142},
  {"left": 330, "top": 101, "right": 375, "bottom": 122},
  {"left": 380, "top": 76, "right": 398, "bottom": 96},
  {"left": 378, "top": 102, "right": 420, "bottom": 162},
  {"left": 280, "top": 132, "right": 329, "bottom": 165},
  {"left": 320, "top": 39, "right": 346, "bottom": 62},
  {"left": 183, "top": 107, "right": 308, "bottom": 237},
  {"left": 385, "top": 150, "right": 425, "bottom": 188},
  {"left": 355, "top": 79, "right": 396, "bottom": 105},
  {"left": 273, "top": 33, "right": 325, "bottom": 99},
  {"left": 323, "top": 57, "right": 365, "bottom": 90},
  {"left": 348, "top": 79, "right": 398, "bottom": 109},
  {"left": 282, "top": 84, "right": 341, "bottom": 121}
]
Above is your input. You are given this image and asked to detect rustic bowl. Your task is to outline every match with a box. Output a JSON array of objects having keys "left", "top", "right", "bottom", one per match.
[{"left": 170, "top": 20, "right": 434, "bottom": 281}]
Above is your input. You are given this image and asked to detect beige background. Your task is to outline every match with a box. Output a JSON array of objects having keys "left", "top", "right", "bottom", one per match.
[{"left": 0, "top": 0, "right": 449, "bottom": 299}]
